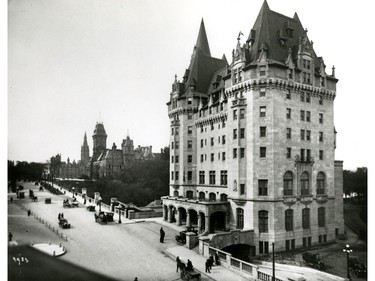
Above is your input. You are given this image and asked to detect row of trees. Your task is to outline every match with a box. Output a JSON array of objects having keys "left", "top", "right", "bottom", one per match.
[
  {"left": 343, "top": 167, "right": 367, "bottom": 197},
  {"left": 8, "top": 161, "right": 45, "bottom": 191}
]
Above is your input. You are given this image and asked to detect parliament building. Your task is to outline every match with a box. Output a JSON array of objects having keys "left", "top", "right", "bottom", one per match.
[{"left": 162, "top": 1, "right": 344, "bottom": 256}]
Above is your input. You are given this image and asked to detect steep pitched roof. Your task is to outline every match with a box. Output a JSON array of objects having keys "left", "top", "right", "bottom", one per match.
[
  {"left": 248, "top": 0, "right": 317, "bottom": 64},
  {"left": 195, "top": 19, "right": 211, "bottom": 57}
]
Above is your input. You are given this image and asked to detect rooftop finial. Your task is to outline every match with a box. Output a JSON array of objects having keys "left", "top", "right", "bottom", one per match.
[
  {"left": 332, "top": 65, "right": 335, "bottom": 77},
  {"left": 237, "top": 31, "right": 244, "bottom": 41}
]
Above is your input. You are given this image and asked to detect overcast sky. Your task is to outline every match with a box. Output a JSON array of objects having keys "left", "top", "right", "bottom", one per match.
[{"left": 7, "top": 0, "right": 374, "bottom": 170}]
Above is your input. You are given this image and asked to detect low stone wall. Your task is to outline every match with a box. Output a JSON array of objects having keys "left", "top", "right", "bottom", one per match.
[{"left": 128, "top": 210, "right": 163, "bottom": 219}]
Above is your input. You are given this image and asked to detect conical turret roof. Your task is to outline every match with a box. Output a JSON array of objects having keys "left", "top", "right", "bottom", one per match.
[{"left": 195, "top": 19, "right": 211, "bottom": 57}]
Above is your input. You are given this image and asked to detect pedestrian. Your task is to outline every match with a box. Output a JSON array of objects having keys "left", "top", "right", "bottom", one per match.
[
  {"left": 176, "top": 256, "right": 181, "bottom": 272},
  {"left": 215, "top": 252, "right": 220, "bottom": 266},
  {"left": 209, "top": 254, "right": 214, "bottom": 269},
  {"left": 58, "top": 213, "right": 61, "bottom": 220},
  {"left": 83, "top": 198, "right": 87, "bottom": 205},
  {"left": 61, "top": 212, "right": 64, "bottom": 219},
  {"left": 8, "top": 231, "right": 13, "bottom": 242},
  {"left": 27, "top": 210, "right": 31, "bottom": 217},
  {"left": 160, "top": 227, "right": 165, "bottom": 243},
  {"left": 186, "top": 259, "right": 193, "bottom": 271},
  {"left": 10, "top": 197, "right": 13, "bottom": 203},
  {"left": 205, "top": 259, "right": 211, "bottom": 273}
]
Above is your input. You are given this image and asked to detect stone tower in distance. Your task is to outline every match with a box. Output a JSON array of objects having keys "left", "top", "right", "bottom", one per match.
[
  {"left": 92, "top": 122, "right": 107, "bottom": 161},
  {"left": 80, "top": 132, "right": 90, "bottom": 165}
]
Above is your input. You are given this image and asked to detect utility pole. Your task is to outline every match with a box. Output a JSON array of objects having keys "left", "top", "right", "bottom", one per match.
[{"left": 272, "top": 242, "right": 275, "bottom": 281}]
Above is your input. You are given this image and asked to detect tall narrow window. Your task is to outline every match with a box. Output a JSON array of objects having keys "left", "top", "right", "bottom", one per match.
[
  {"left": 285, "top": 209, "right": 294, "bottom": 231},
  {"left": 220, "top": 170, "right": 228, "bottom": 185},
  {"left": 199, "top": 171, "right": 205, "bottom": 184},
  {"left": 286, "top": 108, "right": 291, "bottom": 119},
  {"left": 233, "top": 129, "right": 237, "bottom": 140},
  {"left": 233, "top": 148, "right": 237, "bottom": 159},
  {"left": 260, "top": 106, "right": 266, "bottom": 117},
  {"left": 240, "top": 109, "right": 245, "bottom": 119},
  {"left": 233, "top": 110, "right": 237, "bottom": 120},
  {"left": 258, "top": 180, "right": 268, "bottom": 196},
  {"left": 318, "top": 207, "right": 325, "bottom": 227},
  {"left": 300, "top": 110, "right": 305, "bottom": 121},
  {"left": 259, "top": 210, "right": 268, "bottom": 233},
  {"left": 319, "top": 113, "right": 324, "bottom": 124},
  {"left": 237, "top": 208, "right": 244, "bottom": 229},
  {"left": 302, "top": 208, "right": 310, "bottom": 229},
  {"left": 240, "top": 148, "right": 245, "bottom": 158},
  {"left": 286, "top": 128, "right": 291, "bottom": 139},
  {"left": 260, "top": 126, "right": 267, "bottom": 137},
  {"left": 240, "top": 128, "right": 245, "bottom": 138},
  {"left": 188, "top": 126, "right": 192, "bottom": 135},
  {"left": 316, "top": 172, "right": 325, "bottom": 194},
  {"left": 260, "top": 87, "right": 266, "bottom": 97},
  {"left": 286, "top": 147, "right": 292, "bottom": 159},
  {"left": 283, "top": 171, "right": 293, "bottom": 195},
  {"left": 260, "top": 147, "right": 266, "bottom": 158},
  {"left": 319, "top": 132, "right": 324, "bottom": 142},
  {"left": 300, "top": 172, "right": 310, "bottom": 195},
  {"left": 240, "top": 184, "right": 245, "bottom": 195},
  {"left": 260, "top": 66, "right": 266, "bottom": 76}
]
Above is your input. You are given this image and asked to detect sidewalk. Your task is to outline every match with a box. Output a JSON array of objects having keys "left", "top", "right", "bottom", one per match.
[{"left": 165, "top": 245, "right": 252, "bottom": 281}]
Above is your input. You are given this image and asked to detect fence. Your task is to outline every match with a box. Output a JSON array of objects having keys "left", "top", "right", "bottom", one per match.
[{"left": 205, "top": 244, "right": 284, "bottom": 281}]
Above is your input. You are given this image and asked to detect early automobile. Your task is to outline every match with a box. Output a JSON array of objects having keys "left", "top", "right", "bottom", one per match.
[
  {"left": 94, "top": 211, "right": 114, "bottom": 224},
  {"left": 175, "top": 226, "right": 198, "bottom": 244},
  {"left": 86, "top": 205, "right": 96, "bottom": 212},
  {"left": 349, "top": 256, "right": 367, "bottom": 278},
  {"left": 302, "top": 252, "right": 326, "bottom": 270},
  {"left": 58, "top": 218, "right": 71, "bottom": 229}
]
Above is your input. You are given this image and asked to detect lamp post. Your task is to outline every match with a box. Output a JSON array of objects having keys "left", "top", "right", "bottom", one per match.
[
  {"left": 98, "top": 196, "right": 102, "bottom": 212},
  {"left": 272, "top": 242, "right": 275, "bottom": 281},
  {"left": 116, "top": 205, "right": 122, "bottom": 224},
  {"left": 343, "top": 244, "right": 353, "bottom": 280}
]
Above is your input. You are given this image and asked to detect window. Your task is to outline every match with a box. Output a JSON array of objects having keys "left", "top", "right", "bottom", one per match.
[
  {"left": 319, "top": 95, "right": 323, "bottom": 105},
  {"left": 188, "top": 155, "right": 192, "bottom": 163},
  {"left": 209, "top": 192, "right": 216, "bottom": 201},
  {"left": 286, "top": 128, "right": 291, "bottom": 139},
  {"left": 240, "top": 109, "right": 245, "bottom": 119},
  {"left": 301, "top": 172, "right": 310, "bottom": 195},
  {"left": 175, "top": 128, "right": 179, "bottom": 135},
  {"left": 171, "top": 128, "right": 174, "bottom": 136},
  {"left": 300, "top": 129, "right": 305, "bottom": 141},
  {"left": 175, "top": 171, "right": 179, "bottom": 180},
  {"left": 187, "top": 97, "right": 192, "bottom": 105},
  {"left": 317, "top": 172, "right": 325, "bottom": 194},
  {"left": 286, "top": 108, "right": 291, "bottom": 119},
  {"left": 200, "top": 139, "right": 203, "bottom": 148},
  {"left": 171, "top": 156, "right": 174, "bottom": 163},
  {"left": 285, "top": 209, "right": 294, "bottom": 231},
  {"left": 233, "top": 129, "right": 237, "bottom": 139},
  {"left": 187, "top": 126, "right": 192, "bottom": 135},
  {"left": 306, "top": 93, "right": 311, "bottom": 103},
  {"left": 258, "top": 180, "right": 268, "bottom": 196},
  {"left": 209, "top": 171, "right": 216, "bottom": 185},
  {"left": 240, "top": 148, "right": 245, "bottom": 158},
  {"left": 171, "top": 171, "right": 174, "bottom": 180},
  {"left": 260, "top": 147, "right": 267, "bottom": 158},
  {"left": 260, "top": 126, "right": 266, "bottom": 137},
  {"left": 286, "top": 89, "right": 291, "bottom": 99},
  {"left": 260, "top": 66, "right": 266, "bottom": 76},
  {"left": 259, "top": 210, "right": 268, "bottom": 233},
  {"left": 186, "top": 190, "right": 193, "bottom": 199},
  {"left": 319, "top": 132, "right": 324, "bottom": 142},
  {"left": 240, "top": 184, "right": 245, "bottom": 195},
  {"left": 300, "top": 92, "right": 305, "bottom": 102},
  {"left": 237, "top": 208, "right": 244, "bottom": 229},
  {"left": 211, "top": 137, "right": 214, "bottom": 146},
  {"left": 259, "top": 241, "right": 269, "bottom": 254},
  {"left": 222, "top": 135, "right": 226, "bottom": 144},
  {"left": 319, "top": 150, "right": 324, "bottom": 160},
  {"left": 233, "top": 148, "right": 237, "bottom": 159},
  {"left": 260, "top": 106, "right": 266, "bottom": 117},
  {"left": 300, "top": 149, "right": 305, "bottom": 161},
  {"left": 188, "top": 140, "right": 192, "bottom": 149},
  {"left": 222, "top": 152, "right": 226, "bottom": 161},
  {"left": 300, "top": 110, "right": 305, "bottom": 121},
  {"left": 260, "top": 87, "right": 266, "bottom": 97},
  {"left": 288, "top": 69, "right": 293, "bottom": 79},
  {"left": 240, "top": 128, "right": 245, "bottom": 138},
  {"left": 188, "top": 112, "right": 193, "bottom": 120},
  {"left": 233, "top": 110, "right": 237, "bottom": 120},
  {"left": 220, "top": 170, "right": 227, "bottom": 185},
  {"left": 283, "top": 171, "right": 293, "bottom": 195},
  {"left": 306, "top": 111, "right": 311, "bottom": 122},
  {"left": 306, "top": 130, "right": 311, "bottom": 141},
  {"left": 286, "top": 240, "right": 290, "bottom": 251},
  {"left": 175, "top": 141, "right": 179, "bottom": 149},
  {"left": 318, "top": 207, "right": 325, "bottom": 227},
  {"left": 199, "top": 171, "right": 205, "bottom": 184},
  {"left": 287, "top": 147, "right": 292, "bottom": 159},
  {"left": 302, "top": 208, "right": 310, "bottom": 229},
  {"left": 319, "top": 113, "right": 324, "bottom": 124},
  {"left": 220, "top": 194, "right": 228, "bottom": 202},
  {"left": 210, "top": 123, "right": 214, "bottom": 131},
  {"left": 175, "top": 156, "right": 179, "bottom": 163},
  {"left": 222, "top": 120, "right": 226, "bottom": 128},
  {"left": 171, "top": 142, "right": 174, "bottom": 149},
  {"left": 200, "top": 154, "right": 204, "bottom": 162},
  {"left": 187, "top": 171, "right": 192, "bottom": 181},
  {"left": 210, "top": 153, "right": 214, "bottom": 162},
  {"left": 201, "top": 126, "right": 204, "bottom": 133}
]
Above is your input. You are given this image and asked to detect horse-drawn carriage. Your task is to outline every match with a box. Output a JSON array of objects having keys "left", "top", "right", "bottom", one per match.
[
  {"left": 58, "top": 218, "right": 71, "bottom": 229},
  {"left": 29, "top": 190, "right": 38, "bottom": 201},
  {"left": 179, "top": 261, "right": 201, "bottom": 280},
  {"left": 94, "top": 211, "right": 114, "bottom": 224},
  {"left": 175, "top": 226, "right": 198, "bottom": 244},
  {"left": 63, "top": 199, "right": 79, "bottom": 208}
]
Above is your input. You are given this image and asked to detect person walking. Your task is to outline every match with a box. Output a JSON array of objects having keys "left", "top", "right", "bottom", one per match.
[
  {"left": 160, "top": 227, "right": 165, "bottom": 243},
  {"left": 205, "top": 259, "right": 211, "bottom": 273},
  {"left": 8, "top": 232, "right": 13, "bottom": 242},
  {"left": 176, "top": 256, "right": 181, "bottom": 272},
  {"left": 27, "top": 210, "right": 31, "bottom": 216},
  {"left": 186, "top": 259, "right": 193, "bottom": 271},
  {"left": 215, "top": 252, "right": 220, "bottom": 265},
  {"left": 209, "top": 254, "right": 214, "bottom": 270}
]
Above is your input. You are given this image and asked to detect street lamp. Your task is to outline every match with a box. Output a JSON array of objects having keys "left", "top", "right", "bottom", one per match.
[
  {"left": 116, "top": 205, "right": 122, "bottom": 224},
  {"left": 98, "top": 196, "right": 102, "bottom": 212},
  {"left": 272, "top": 242, "right": 275, "bottom": 281},
  {"left": 343, "top": 244, "right": 353, "bottom": 280}
]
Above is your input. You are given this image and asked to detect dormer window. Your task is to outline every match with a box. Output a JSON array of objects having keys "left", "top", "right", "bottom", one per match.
[
  {"left": 288, "top": 68, "right": 293, "bottom": 79},
  {"left": 238, "top": 67, "right": 243, "bottom": 82},
  {"left": 188, "top": 98, "right": 192, "bottom": 105},
  {"left": 233, "top": 69, "right": 238, "bottom": 84},
  {"left": 260, "top": 66, "right": 266, "bottom": 76}
]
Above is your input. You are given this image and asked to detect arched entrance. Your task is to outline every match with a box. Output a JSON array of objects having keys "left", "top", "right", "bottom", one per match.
[
  {"left": 168, "top": 205, "right": 176, "bottom": 223},
  {"left": 198, "top": 212, "right": 206, "bottom": 234},
  {"left": 210, "top": 211, "right": 226, "bottom": 233},
  {"left": 221, "top": 244, "right": 256, "bottom": 262},
  {"left": 178, "top": 207, "right": 187, "bottom": 226},
  {"left": 188, "top": 209, "right": 198, "bottom": 227}
]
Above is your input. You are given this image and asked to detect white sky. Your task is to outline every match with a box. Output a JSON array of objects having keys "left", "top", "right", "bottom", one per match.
[{"left": 6, "top": 0, "right": 374, "bottom": 171}]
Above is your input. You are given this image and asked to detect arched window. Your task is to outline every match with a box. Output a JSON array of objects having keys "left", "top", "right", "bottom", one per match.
[
  {"left": 173, "top": 191, "right": 179, "bottom": 197},
  {"left": 285, "top": 209, "right": 294, "bottom": 231},
  {"left": 220, "top": 194, "right": 228, "bottom": 202},
  {"left": 259, "top": 210, "right": 268, "bottom": 233},
  {"left": 186, "top": 190, "right": 193, "bottom": 199},
  {"left": 209, "top": 192, "right": 216, "bottom": 201},
  {"left": 283, "top": 171, "right": 293, "bottom": 196},
  {"left": 300, "top": 172, "right": 310, "bottom": 195},
  {"left": 302, "top": 208, "right": 310, "bottom": 229},
  {"left": 316, "top": 172, "right": 326, "bottom": 194},
  {"left": 199, "top": 192, "right": 205, "bottom": 201},
  {"left": 318, "top": 207, "right": 325, "bottom": 227},
  {"left": 236, "top": 208, "right": 244, "bottom": 229}
]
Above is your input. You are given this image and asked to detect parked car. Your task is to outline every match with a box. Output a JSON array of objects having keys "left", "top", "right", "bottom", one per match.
[
  {"left": 175, "top": 226, "right": 198, "bottom": 244},
  {"left": 302, "top": 252, "right": 326, "bottom": 270},
  {"left": 349, "top": 256, "right": 367, "bottom": 278}
]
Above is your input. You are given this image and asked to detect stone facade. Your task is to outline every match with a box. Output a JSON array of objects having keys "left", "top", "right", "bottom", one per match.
[{"left": 162, "top": 1, "right": 344, "bottom": 255}]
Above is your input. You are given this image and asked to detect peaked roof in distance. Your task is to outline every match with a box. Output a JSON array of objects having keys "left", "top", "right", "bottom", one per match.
[
  {"left": 93, "top": 122, "right": 107, "bottom": 137},
  {"left": 195, "top": 19, "right": 211, "bottom": 57}
]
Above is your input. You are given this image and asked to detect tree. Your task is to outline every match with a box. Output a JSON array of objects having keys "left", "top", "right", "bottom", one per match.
[{"left": 343, "top": 167, "right": 367, "bottom": 197}]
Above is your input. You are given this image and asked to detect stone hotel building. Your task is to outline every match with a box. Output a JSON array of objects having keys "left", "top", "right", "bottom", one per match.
[{"left": 162, "top": 1, "right": 344, "bottom": 255}]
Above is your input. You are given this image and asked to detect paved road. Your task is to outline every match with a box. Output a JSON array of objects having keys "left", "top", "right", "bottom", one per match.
[{"left": 8, "top": 181, "right": 207, "bottom": 281}]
